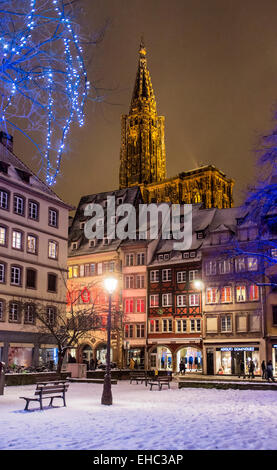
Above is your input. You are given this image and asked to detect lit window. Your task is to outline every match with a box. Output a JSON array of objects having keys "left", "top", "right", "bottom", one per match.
[
  {"left": 0, "top": 226, "right": 6, "bottom": 245},
  {"left": 189, "top": 294, "right": 200, "bottom": 306},
  {"left": 125, "top": 299, "right": 134, "bottom": 313},
  {"left": 12, "top": 230, "right": 22, "bottom": 249},
  {"left": 249, "top": 284, "right": 259, "bottom": 301},
  {"left": 236, "top": 285, "right": 246, "bottom": 302},
  {"left": 48, "top": 241, "right": 58, "bottom": 259},
  {"left": 136, "top": 299, "right": 145, "bottom": 313},
  {"left": 206, "top": 287, "right": 218, "bottom": 304},
  {"left": 248, "top": 257, "right": 258, "bottom": 271},
  {"left": 221, "top": 286, "right": 232, "bottom": 303},
  {"left": 177, "top": 295, "right": 186, "bottom": 307},
  {"left": 27, "top": 235, "right": 37, "bottom": 254}
]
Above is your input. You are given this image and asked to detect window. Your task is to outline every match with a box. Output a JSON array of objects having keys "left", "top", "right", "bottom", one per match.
[
  {"left": 236, "top": 285, "right": 246, "bottom": 302},
  {"left": 150, "top": 270, "right": 159, "bottom": 282},
  {"left": 249, "top": 314, "right": 260, "bottom": 332},
  {"left": 0, "top": 300, "right": 4, "bottom": 321},
  {"left": 189, "top": 270, "right": 198, "bottom": 282},
  {"left": 218, "top": 259, "right": 232, "bottom": 274},
  {"left": 221, "top": 286, "right": 232, "bottom": 303},
  {"left": 12, "top": 230, "right": 23, "bottom": 250},
  {"left": 136, "top": 274, "right": 145, "bottom": 289},
  {"left": 221, "top": 315, "right": 232, "bottom": 332},
  {"left": 247, "top": 257, "right": 258, "bottom": 271},
  {"left": 205, "top": 261, "right": 216, "bottom": 276},
  {"left": 206, "top": 317, "right": 218, "bottom": 333},
  {"left": 9, "top": 302, "right": 20, "bottom": 322},
  {"left": 191, "top": 319, "right": 201, "bottom": 332},
  {"left": 163, "top": 319, "right": 173, "bottom": 332},
  {"left": 154, "top": 319, "right": 160, "bottom": 332},
  {"left": 27, "top": 235, "right": 37, "bottom": 254},
  {"left": 125, "top": 324, "right": 133, "bottom": 338},
  {"left": 48, "top": 208, "right": 58, "bottom": 227},
  {"left": 0, "top": 263, "right": 5, "bottom": 283},
  {"left": 162, "top": 293, "right": 172, "bottom": 307},
  {"left": 273, "top": 306, "right": 277, "bottom": 326},
  {"left": 162, "top": 269, "right": 172, "bottom": 282},
  {"left": 125, "top": 299, "right": 133, "bottom": 313},
  {"left": 26, "top": 268, "right": 36, "bottom": 289},
  {"left": 46, "top": 307, "right": 56, "bottom": 326},
  {"left": 177, "top": 295, "right": 186, "bottom": 307},
  {"left": 47, "top": 273, "right": 57, "bottom": 292},
  {"left": 0, "top": 190, "right": 9, "bottom": 209},
  {"left": 13, "top": 195, "right": 24, "bottom": 215},
  {"left": 206, "top": 287, "right": 218, "bottom": 304},
  {"left": 24, "top": 304, "right": 35, "bottom": 324},
  {"left": 72, "top": 265, "right": 79, "bottom": 278},
  {"left": 176, "top": 319, "right": 187, "bottom": 332},
  {"left": 125, "top": 253, "right": 134, "bottom": 266},
  {"left": 28, "top": 201, "right": 39, "bottom": 220},
  {"left": 249, "top": 284, "right": 259, "bottom": 301},
  {"left": 136, "top": 299, "right": 145, "bottom": 313},
  {"left": 177, "top": 271, "right": 186, "bottom": 283},
  {"left": 189, "top": 294, "right": 200, "bottom": 306},
  {"left": 11, "top": 266, "right": 22, "bottom": 286},
  {"left": 0, "top": 226, "right": 7, "bottom": 246},
  {"left": 150, "top": 294, "right": 159, "bottom": 307},
  {"left": 125, "top": 275, "right": 134, "bottom": 289},
  {"left": 48, "top": 241, "right": 58, "bottom": 259},
  {"left": 137, "top": 253, "right": 145, "bottom": 265},
  {"left": 236, "top": 315, "right": 247, "bottom": 332},
  {"left": 136, "top": 324, "right": 145, "bottom": 338},
  {"left": 235, "top": 257, "right": 246, "bottom": 272}
]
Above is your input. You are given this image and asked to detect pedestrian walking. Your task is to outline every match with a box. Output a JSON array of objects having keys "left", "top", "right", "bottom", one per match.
[
  {"left": 0, "top": 361, "right": 5, "bottom": 395},
  {"left": 267, "top": 360, "right": 275, "bottom": 382},
  {"left": 261, "top": 360, "right": 266, "bottom": 379},
  {"left": 248, "top": 359, "right": 255, "bottom": 379},
  {"left": 238, "top": 360, "right": 245, "bottom": 379}
]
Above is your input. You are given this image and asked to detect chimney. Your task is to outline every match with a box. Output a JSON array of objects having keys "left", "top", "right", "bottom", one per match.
[{"left": 0, "top": 131, "right": 13, "bottom": 152}]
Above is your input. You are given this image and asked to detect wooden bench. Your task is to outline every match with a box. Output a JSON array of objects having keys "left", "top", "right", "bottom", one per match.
[
  {"left": 19, "top": 380, "right": 69, "bottom": 411},
  {"left": 148, "top": 376, "right": 171, "bottom": 391},
  {"left": 130, "top": 371, "right": 151, "bottom": 386}
]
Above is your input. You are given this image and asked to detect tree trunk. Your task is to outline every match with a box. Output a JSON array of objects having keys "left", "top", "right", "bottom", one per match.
[{"left": 56, "top": 349, "right": 66, "bottom": 374}]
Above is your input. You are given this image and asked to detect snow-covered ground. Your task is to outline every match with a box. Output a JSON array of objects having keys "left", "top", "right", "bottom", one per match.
[{"left": 0, "top": 380, "right": 277, "bottom": 450}]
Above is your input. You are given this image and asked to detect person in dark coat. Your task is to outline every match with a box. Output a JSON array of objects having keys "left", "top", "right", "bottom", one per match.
[
  {"left": 248, "top": 359, "right": 255, "bottom": 379},
  {"left": 261, "top": 360, "right": 266, "bottom": 379},
  {"left": 89, "top": 358, "right": 95, "bottom": 371},
  {"left": 267, "top": 360, "right": 275, "bottom": 382},
  {"left": 179, "top": 359, "right": 186, "bottom": 375},
  {"left": 238, "top": 360, "right": 245, "bottom": 379}
]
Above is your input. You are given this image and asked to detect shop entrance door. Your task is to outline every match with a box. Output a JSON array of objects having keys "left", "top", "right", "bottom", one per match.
[
  {"left": 207, "top": 351, "right": 214, "bottom": 375},
  {"left": 233, "top": 351, "right": 244, "bottom": 375}
]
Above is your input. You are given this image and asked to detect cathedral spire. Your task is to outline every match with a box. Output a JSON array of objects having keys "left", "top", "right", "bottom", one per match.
[{"left": 119, "top": 40, "right": 167, "bottom": 189}]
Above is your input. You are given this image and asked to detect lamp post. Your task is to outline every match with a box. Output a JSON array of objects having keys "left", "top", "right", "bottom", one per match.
[{"left": 101, "top": 277, "right": 118, "bottom": 406}]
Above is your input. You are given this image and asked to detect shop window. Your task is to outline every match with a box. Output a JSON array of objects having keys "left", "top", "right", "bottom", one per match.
[{"left": 72, "top": 265, "right": 79, "bottom": 278}]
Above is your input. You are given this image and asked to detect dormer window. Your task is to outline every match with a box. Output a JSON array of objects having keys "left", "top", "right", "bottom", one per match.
[
  {"left": 183, "top": 252, "right": 189, "bottom": 259},
  {"left": 89, "top": 239, "right": 97, "bottom": 248},
  {"left": 164, "top": 254, "right": 170, "bottom": 261},
  {"left": 158, "top": 254, "right": 164, "bottom": 261},
  {"left": 0, "top": 161, "right": 9, "bottom": 174},
  {"left": 103, "top": 238, "right": 110, "bottom": 246},
  {"left": 15, "top": 168, "right": 31, "bottom": 183}
]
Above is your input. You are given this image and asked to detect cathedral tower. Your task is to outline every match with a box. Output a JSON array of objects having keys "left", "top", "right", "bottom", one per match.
[{"left": 119, "top": 40, "right": 167, "bottom": 188}]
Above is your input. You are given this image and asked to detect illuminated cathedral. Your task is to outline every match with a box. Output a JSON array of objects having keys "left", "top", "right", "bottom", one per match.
[{"left": 119, "top": 40, "right": 234, "bottom": 208}]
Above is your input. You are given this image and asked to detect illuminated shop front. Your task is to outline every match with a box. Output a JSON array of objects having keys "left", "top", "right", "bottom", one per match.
[
  {"left": 176, "top": 347, "right": 202, "bottom": 372},
  {"left": 127, "top": 348, "right": 145, "bottom": 368},
  {"left": 216, "top": 346, "right": 260, "bottom": 375},
  {"left": 272, "top": 345, "right": 277, "bottom": 376},
  {"left": 8, "top": 344, "right": 34, "bottom": 368},
  {"left": 150, "top": 346, "right": 172, "bottom": 370},
  {"left": 38, "top": 345, "right": 58, "bottom": 367}
]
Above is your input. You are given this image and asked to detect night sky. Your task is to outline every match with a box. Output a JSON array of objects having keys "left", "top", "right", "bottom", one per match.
[{"left": 14, "top": 0, "right": 277, "bottom": 209}]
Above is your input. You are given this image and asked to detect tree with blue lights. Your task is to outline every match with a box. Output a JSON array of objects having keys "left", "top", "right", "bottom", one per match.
[{"left": 0, "top": 0, "right": 90, "bottom": 186}]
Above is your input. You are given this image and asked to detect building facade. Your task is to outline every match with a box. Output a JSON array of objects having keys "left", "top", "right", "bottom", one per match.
[{"left": 0, "top": 133, "right": 71, "bottom": 369}]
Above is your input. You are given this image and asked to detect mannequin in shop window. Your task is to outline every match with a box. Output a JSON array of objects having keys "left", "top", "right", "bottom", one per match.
[{"left": 189, "top": 356, "right": 193, "bottom": 371}]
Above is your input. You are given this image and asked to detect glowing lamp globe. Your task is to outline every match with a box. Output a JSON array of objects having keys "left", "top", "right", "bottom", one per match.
[
  {"left": 193, "top": 280, "right": 205, "bottom": 291},
  {"left": 104, "top": 278, "right": 118, "bottom": 294}
]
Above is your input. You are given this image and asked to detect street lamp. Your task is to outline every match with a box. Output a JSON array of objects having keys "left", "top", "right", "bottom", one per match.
[
  {"left": 101, "top": 277, "right": 118, "bottom": 405},
  {"left": 193, "top": 279, "right": 205, "bottom": 291}
]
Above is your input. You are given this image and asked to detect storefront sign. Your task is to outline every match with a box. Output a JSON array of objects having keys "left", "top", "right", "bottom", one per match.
[
  {"left": 273, "top": 345, "right": 277, "bottom": 349},
  {"left": 220, "top": 346, "right": 255, "bottom": 352}
]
